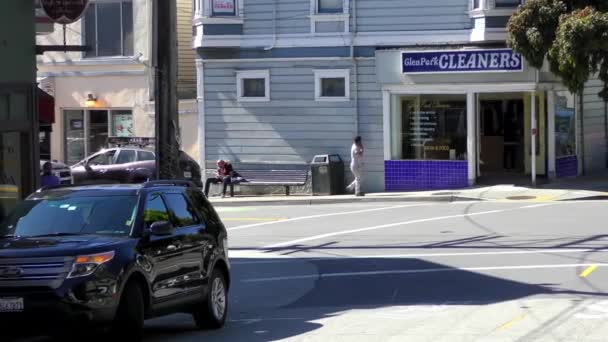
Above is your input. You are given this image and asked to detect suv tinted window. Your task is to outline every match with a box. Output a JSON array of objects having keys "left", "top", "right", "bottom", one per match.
[
  {"left": 89, "top": 150, "right": 116, "bottom": 165},
  {"left": 116, "top": 150, "right": 137, "bottom": 164},
  {"left": 164, "top": 193, "right": 199, "bottom": 227},
  {"left": 138, "top": 150, "right": 155, "bottom": 161},
  {"left": 143, "top": 193, "right": 170, "bottom": 228},
  {"left": 188, "top": 190, "right": 219, "bottom": 226}
]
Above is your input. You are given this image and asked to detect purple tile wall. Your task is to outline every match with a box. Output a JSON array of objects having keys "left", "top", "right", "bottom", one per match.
[
  {"left": 385, "top": 160, "right": 469, "bottom": 191},
  {"left": 556, "top": 155, "right": 578, "bottom": 178}
]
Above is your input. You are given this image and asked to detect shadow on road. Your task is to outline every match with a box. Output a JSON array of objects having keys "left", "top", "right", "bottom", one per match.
[{"left": 141, "top": 256, "right": 607, "bottom": 342}]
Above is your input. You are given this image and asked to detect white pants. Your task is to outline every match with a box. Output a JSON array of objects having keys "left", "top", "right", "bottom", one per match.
[{"left": 347, "top": 164, "right": 362, "bottom": 194}]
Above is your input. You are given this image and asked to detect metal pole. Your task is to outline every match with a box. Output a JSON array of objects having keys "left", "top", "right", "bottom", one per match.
[
  {"left": 467, "top": 92, "right": 476, "bottom": 186},
  {"left": 153, "top": 0, "right": 180, "bottom": 180},
  {"left": 531, "top": 92, "right": 537, "bottom": 186}
]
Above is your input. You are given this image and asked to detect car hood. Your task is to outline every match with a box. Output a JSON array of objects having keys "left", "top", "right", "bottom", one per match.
[{"left": 0, "top": 234, "right": 131, "bottom": 258}]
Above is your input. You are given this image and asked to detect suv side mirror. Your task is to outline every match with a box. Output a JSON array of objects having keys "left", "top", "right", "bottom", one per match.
[
  {"left": 149, "top": 221, "right": 174, "bottom": 236},
  {"left": 84, "top": 160, "right": 93, "bottom": 171}
]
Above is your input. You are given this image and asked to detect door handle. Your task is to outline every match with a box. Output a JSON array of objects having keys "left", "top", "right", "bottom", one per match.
[{"left": 167, "top": 242, "right": 182, "bottom": 251}]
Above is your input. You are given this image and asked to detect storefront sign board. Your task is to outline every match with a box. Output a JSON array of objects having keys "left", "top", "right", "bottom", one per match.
[{"left": 402, "top": 49, "right": 523, "bottom": 74}]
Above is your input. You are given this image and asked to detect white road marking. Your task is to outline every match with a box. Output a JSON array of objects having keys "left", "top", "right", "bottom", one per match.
[
  {"left": 230, "top": 248, "right": 608, "bottom": 265},
  {"left": 575, "top": 301, "right": 608, "bottom": 319},
  {"left": 228, "top": 203, "right": 431, "bottom": 231},
  {"left": 263, "top": 204, "right": 557, "bottom": 249},
  {"left": 242, "top": 263, "right": 607, "bottom": 283}
]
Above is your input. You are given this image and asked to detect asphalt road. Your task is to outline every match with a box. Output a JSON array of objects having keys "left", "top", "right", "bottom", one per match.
[{"left": 17, "top": 199, "right": 608, "bottom": 341}]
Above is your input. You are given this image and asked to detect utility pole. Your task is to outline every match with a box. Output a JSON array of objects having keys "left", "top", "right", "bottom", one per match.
[{"left": 153, "top": 0, "right": 180, "bottom": 180}]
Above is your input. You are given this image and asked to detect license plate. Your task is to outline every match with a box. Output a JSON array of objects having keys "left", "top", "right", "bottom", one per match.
[
  {"left": 0, "top": 298, "right": 24, "bottom": 312},
  {"left": 183, "top": 171, "right": 192, "bottom": 178}
]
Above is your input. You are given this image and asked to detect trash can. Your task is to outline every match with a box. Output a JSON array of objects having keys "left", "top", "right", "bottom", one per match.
[{"left": 311, "top": 154, "right": 344, "bottom": 195}]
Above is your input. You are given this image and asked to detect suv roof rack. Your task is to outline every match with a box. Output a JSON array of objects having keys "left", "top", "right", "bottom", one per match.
[{"left": 143, "top": 180, "right": 197, "bottom": 189}]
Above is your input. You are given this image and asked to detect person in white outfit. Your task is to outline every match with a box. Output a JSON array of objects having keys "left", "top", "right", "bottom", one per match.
[{"left": 347, "top": 136, "right": 364, "bottom": 196}]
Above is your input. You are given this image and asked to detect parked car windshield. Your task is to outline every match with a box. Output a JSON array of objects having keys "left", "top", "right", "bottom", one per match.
[{"left": 0, "top": 195, "right": 138, "bottom": 238}]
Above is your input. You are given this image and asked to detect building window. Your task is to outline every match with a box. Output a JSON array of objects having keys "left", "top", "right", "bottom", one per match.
[
  {"left": 310, "top": 0, "right": 349, "bottom": 33},
  {"left": 84, "top": 0, "right": 134, "bottom": 58},
  {"left": 211, "top": 0, "right": 237, "bottom": 16},
  {"left": 64, "top": 109, "right": 134, "bottom": 165},
  {"left": 314, "top": 69, "right": 350, "bottom": 101},
  {"left": 391, "top": 94, "right": 468, "bottom": 160},
  {"left": 495, "top": 0, "right": 522, "bottom": 8},
  {"left": 236, "top": 70, "right": 270, "bottom": 102},
  {"left": 554, "top": 91, "right": 576, "bottom": 157},
  {"left": 317, "top": 0, "right": 342, "bottom": 13}
]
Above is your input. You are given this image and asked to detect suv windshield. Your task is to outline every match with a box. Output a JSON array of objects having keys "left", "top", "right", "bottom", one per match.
[{"left": 0, "top": 195, "right": 138, "bottom": 238}]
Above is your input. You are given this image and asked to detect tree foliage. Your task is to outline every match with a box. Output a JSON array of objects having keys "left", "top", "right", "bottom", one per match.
[{"left": 507, "top": 0, "right": 608, "bottom": 100}]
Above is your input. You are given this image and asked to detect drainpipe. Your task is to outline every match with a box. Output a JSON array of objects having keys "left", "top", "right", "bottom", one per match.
[
  {"left": 264, "top": 0, "right": 277, "bottom": 50},
  {"left": 351, "top": 0, "right": 359, "bottom": 135}
]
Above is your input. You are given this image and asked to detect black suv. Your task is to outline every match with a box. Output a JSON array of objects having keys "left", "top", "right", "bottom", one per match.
[{"left": 0, "top": 181, "right": 229, "bottom": 340}]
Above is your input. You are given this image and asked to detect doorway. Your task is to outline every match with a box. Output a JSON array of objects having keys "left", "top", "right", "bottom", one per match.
[
  {"left": 477, "top": 92, "right": 546, "bottom": 185},
  {"left": 478, "top": 94, "right": 526, "bottom": 183}
]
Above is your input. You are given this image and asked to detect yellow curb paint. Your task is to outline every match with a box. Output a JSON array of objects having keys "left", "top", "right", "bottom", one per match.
[
  {"left": 580, "top": 265, "right": 599, "bottom": 278},
  {"left": 223, "top": 218, "right": 286, "bottom": 222},
  {"left": 496, "top": 314, "right": 527, "bottom": 331},
  {"left": 532, "top": 195, "right": 557, "bottom": 202}
]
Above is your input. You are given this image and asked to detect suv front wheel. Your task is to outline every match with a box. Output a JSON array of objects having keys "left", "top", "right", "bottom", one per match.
[
  {"left": 112, "top": 282, "right": 145, "bottom": 340},
  {"left": 193, "top": 268, "right": 228, "bottom": 329}
]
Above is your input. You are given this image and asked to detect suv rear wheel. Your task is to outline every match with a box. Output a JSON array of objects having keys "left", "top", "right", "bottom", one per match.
[
  {"left": 193, "top": 268, "right": 228, "bottom": 329},
  {"left": 112, "top": 282, "right": 145, "bottom": 340}
]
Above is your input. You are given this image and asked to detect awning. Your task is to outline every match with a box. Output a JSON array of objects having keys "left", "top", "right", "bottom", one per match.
[{"left": 38, "top": 88, "right": 55, "bottom": 125}]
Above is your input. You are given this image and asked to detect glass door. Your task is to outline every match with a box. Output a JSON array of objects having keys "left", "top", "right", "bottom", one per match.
[{"left": 64, "top": 109, "right": 133, "bottom": 165}]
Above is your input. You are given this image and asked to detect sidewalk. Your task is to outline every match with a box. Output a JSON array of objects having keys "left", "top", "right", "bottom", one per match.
[{"left": 209, "top": 181, "right": 608, "bottom": 207}]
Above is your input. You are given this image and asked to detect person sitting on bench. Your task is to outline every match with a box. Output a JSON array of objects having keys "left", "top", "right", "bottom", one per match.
[{"left": 204, "top": 160, "right": 238, "bottom": 198}]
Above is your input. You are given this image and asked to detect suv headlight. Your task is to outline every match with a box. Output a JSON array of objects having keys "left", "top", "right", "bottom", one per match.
[{"left": 68, "top": 251, "right": 115, "bottom": 278}]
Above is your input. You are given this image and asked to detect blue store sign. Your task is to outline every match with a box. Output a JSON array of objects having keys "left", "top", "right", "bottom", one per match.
[{"left": 402, "top": 49, "right": 523, "bottom": 74}]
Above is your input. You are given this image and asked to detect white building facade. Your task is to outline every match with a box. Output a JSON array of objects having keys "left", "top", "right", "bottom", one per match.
[
  {"left": 37, "top": 0, "right": 200, "bottom": 165},
  {"left": 193, "top": 0, "right": 604, "bottom": 192}
]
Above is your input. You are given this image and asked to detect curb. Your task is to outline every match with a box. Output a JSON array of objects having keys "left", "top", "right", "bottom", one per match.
[{"left": 210, "top": 195, "right": 480, "bottom": 207}]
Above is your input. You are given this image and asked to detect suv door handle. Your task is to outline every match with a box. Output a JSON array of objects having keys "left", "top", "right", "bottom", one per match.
[{"left": 167, "top": 243, "right": 182, "bottom": 251}]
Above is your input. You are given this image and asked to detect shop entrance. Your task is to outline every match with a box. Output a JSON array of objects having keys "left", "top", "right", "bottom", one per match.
[{"left": 477, "top": 92, "right": 545, "bottom": 184}]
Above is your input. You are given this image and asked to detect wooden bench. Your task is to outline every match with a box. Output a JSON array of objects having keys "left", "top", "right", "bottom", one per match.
[{"left": 233, "top": 167, "right": 309, "bottom": 196}]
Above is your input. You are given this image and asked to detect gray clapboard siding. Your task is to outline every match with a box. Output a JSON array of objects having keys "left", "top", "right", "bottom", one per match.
[
  {"left": 203, "top": 57, "right": 385, "bottom": 191},
  {"left": 582, "top": 77, "right": 607, "bottom": 171},
  {"left": 355, "top": 0, "right": 470, "bottom": 32},
  {"left": 355, "top": 58, "right": 384, "bottom": 191},
  {"left": 243, "top": 0, "right": 310, "bottom": 35}
]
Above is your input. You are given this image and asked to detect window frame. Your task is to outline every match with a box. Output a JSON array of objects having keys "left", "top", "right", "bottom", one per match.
[
  {"left": 314, "top": 69, "right": 350, "bottom": 102},
  {"left": 83, "top": 0, "right": 134, "bottom": 59},
  {"left": 236, "top": 70, "right": 270, "bottom": 102},
  {"left": 310, "top": 0, "right": 349, "bottom": 33}
]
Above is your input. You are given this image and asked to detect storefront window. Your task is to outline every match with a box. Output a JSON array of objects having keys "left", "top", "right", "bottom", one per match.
[
  {"left": 111, "top": 110, "right": 134, "bottom": 137},
  {"left": 65, "top": 110, "right": 85, "bottom": 165},
  {"left": 555, "top": 91, "right": 576, "bottom": 157},
  {"left": 64, "top": 109, "right": 133, "bottom": 165},
  {"left": 391, "top": 94, "right": 467, "bottom": 160}
]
